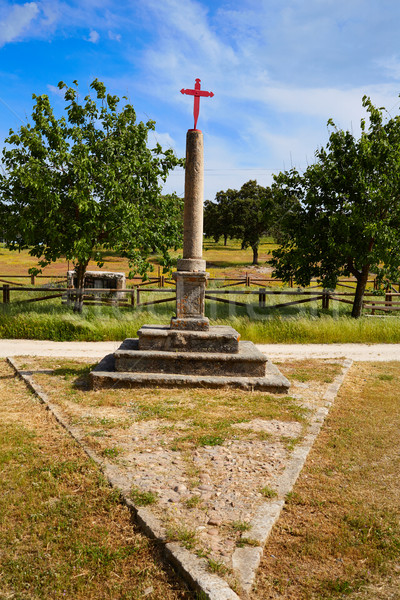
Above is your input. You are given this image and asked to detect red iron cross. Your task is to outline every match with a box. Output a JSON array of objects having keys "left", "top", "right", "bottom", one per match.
[{"left": 180, "top": 78, "right": 214, "bottom": 130}]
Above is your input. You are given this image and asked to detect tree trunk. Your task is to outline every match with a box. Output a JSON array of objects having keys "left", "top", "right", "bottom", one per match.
[
  {"left": 351, "top": 265, "right": 370, "bottom": 318},
  {"left": 73, "top": 262, "right": 88, "bottom": 313},
  {"left": 252, "top": 245, "right": 259, "bottom": 265},
  {"left": 224, "top": 234, "right": 228, "bottom": 246}
]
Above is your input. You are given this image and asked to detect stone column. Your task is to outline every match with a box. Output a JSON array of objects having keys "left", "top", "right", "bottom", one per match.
[{"left": 171, "top": 129, "right": 209, "bottom": 330}]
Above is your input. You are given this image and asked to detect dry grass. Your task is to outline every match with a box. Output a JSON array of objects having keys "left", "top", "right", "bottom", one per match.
[
  {"left": 0, "top": 238, "right": 276, "bottom": 281},
  {"left": 251, "top": 362, "right": 400, "bottom": 600},
  {"left": 277, "top": 359, "right": 343, "bottom": 384},
  {"left": 0, "top": 359, "right": 192, "bottom": 600}
]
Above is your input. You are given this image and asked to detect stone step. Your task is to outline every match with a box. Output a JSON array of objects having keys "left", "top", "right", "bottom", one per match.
[
  {"left": 114, "top": 339, "right": 266, "bottom": 377},
  {"left": 91, "top": 353, "right": 290, "bottom": 393},
  {"left": 137, "top": 324, "right": 240, "bottom": 353}
]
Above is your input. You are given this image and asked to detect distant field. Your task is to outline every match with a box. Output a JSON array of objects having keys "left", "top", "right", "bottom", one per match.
[{"left": 0, "top": 238, "right": 278, "bottom": 281}]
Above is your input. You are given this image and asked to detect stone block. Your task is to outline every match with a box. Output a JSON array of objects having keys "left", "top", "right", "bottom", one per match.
[
  {"left": 177, "top": 258, "right": 206, "bottom": 272},
  {"left": 138, "top": 325, "right": 240, "bottom": 353},
  {"left": 170, "top": 317, "right": 210, "bottom": 331},
  {"left": 114, "top": 339, "right": 267, "bottom": 377},
  {"left": 90, "top": 353, "right": 290, "bottom": 393},
  {"left": 172, "top": 270, "right": 208, "bottom": 322}
]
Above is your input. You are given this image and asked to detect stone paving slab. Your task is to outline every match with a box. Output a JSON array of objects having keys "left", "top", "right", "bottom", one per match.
[{"left": 7, "top": 355, "right": 353, "bottom": 599}]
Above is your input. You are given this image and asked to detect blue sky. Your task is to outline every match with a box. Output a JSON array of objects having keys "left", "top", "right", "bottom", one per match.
[{"left": 1, "top": 0, "right": 400, "bottom": 200}]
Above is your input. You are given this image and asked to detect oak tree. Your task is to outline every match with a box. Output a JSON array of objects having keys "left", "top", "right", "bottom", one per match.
[{"left": 204, "top": 181, "right": 274, "bottom": 264}]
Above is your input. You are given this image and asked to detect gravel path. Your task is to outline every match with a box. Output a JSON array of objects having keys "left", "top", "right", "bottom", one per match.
[{"left": 0, "top": 339, "right": 399, "bottom": 361}]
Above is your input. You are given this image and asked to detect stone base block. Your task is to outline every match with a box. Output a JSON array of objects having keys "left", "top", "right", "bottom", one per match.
[
  {"left": 176, "top": 258, "right": 206, "bottom": 272},
  {"left": 90, "top": 354, "right": 290, "bottom": 393},
  {"left": 170, "top": 317, "right": 210, "bottom": 331},
  {"left": 114, "top": 339, "right": 267, "bottom": 377},
  {"left": 138, "top": 324, "right": 240, "bottom": 353}
]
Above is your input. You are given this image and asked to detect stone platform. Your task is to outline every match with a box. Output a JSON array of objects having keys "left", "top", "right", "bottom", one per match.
[{"left": 90, "top": 325, "right": 290, "bottom": 392}]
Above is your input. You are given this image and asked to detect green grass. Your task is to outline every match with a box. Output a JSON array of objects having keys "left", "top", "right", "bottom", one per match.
[
  {"left": 1, "top": 238, "right": 399, "bottom": 343},
  {"left": 260, "top": 485, "right": 278, "bottom": 499},
  {"left": 3, "top": 298, "right": 400, "bottom": 342},
  {"left": 130, "top": 486, "right": 159, "bottom": 506},
  {"left": 165, "top": 525, "right": 198, "bottom": 550}
]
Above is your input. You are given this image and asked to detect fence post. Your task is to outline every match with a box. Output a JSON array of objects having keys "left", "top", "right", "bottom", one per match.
[
  {"left": 136, "top": 286, "right": 140, "bottom": 306},
  {"left": 322, "top": 290, "right": 330, "bottom": 310},
  {"left": 245, "top": 273, "right": 250, "bottom": 287},
  {"left": 385, "top": 285, "right": 392, "bottom": 308},
  {"left": 258, "top": 287, "right": 266, "bottom": 308},
  {"left": 31, "top": 274, "right": 35, "bottom": 285},
  {"left": 130, "top": 289, "right": 135, "bottom": 307},
  {"left": 290, "top": 277, "right": 293, "bottom": 288},
  {"left": 3, "top": 284, "right": 10, "bottom": 304}
]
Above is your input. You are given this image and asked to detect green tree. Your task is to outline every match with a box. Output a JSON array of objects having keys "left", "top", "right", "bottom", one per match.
[
  {"left": 204, "top": 188, "right": 237, "bottom": 246},
  {"left": 205, "top": 180, "right": 277, "bottom": 263},
  {"left": 0, "top": 79, "right": 183, "bottom": 311},
  {"left": 228, "top": 180, "right": 274, "bottom": 265},
  {"left": 270, "top": 96, "right": 400, "bottom": 318}
]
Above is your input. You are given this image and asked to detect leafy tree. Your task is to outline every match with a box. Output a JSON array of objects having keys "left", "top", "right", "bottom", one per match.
[
  {"left": 0, "top": 79, "right": 183, "bottom": 311},
  {"left": 203, "top": 199, "right": 221, "bottom": 243},
  {"left": 204, "top": 189, "right": 237, "bottom": 246},
  {"left": 270, "top": 96, "right": 400, "bottom": 318},
  {"left": 205, "top": 180, "right": 280, "bottom": 264},
  {"left": 228, "top": 180, "right": 274, "bottom": 265}
]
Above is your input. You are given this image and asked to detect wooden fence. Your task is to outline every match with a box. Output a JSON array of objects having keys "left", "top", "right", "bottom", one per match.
[{"left": 2, "top": 280, "right": 400, "bottom": 314}]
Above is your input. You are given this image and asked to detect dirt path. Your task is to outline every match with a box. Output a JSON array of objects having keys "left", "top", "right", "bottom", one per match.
[{"left": 0, "top": 339, "right": 399, "bottom": 361}]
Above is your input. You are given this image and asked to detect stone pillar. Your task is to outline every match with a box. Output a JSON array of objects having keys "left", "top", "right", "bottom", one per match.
[{"left": 171, "top": 129, "right": 209, "bottom": 330}]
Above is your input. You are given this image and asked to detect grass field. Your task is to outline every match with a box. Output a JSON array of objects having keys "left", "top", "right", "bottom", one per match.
[
  {"left": 2, "top": 299, "right": 400, "bottom": 343},
  {"left": 252, "top": 361, "right": 400, "bottom": 599},
  {"left": 1, "top": 240, "right": 398, "bottom": 344},
  {"left": 0, "top": 238, "right": 278, "bottom": 281}
]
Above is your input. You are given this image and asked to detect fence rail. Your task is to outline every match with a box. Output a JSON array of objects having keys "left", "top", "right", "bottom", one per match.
[
  {"left": 0, "top": 273, "right": 390, "bottom": 288},
  {"left": 2, "top": 280, "right": 400, "bottom": 314}
]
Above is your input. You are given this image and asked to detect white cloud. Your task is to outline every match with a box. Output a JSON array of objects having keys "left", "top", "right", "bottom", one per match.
[
  {"left": 46, "top": 84, "right": 65, "bottom": 98},
  {"left": 149, "top": 130, "right": 176, "bottom": 150},
  {"left": 0, "top": 2, "right": 40, "bottom": 46},
  {"left": 108, "top": 30, "right": 121, "bottom": 42},
  {"left": 257, "top": 83, "right": 400, "bottom": 126},
  {"left": 88, "top": 29, "right": 100, "bottom": 43},
  {"left": 376, "top": 55, "right": 400, "bottom": 81}
]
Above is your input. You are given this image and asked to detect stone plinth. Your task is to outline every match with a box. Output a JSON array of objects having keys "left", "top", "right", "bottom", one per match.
[
  {"left": 115, "top": 339, "right": 266, "bottom": 377},
  {"left": 90, "top": 352, "right": 290, "bottom": 393},
  {"left": 138, "top": 325, "right": 240, "bottom": 353},
  {"left": 90, "top": 329, "right": 290, "bottom": 392},
  {"left": 171, "top": 270, "right": 209, "bottom": 331}
]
